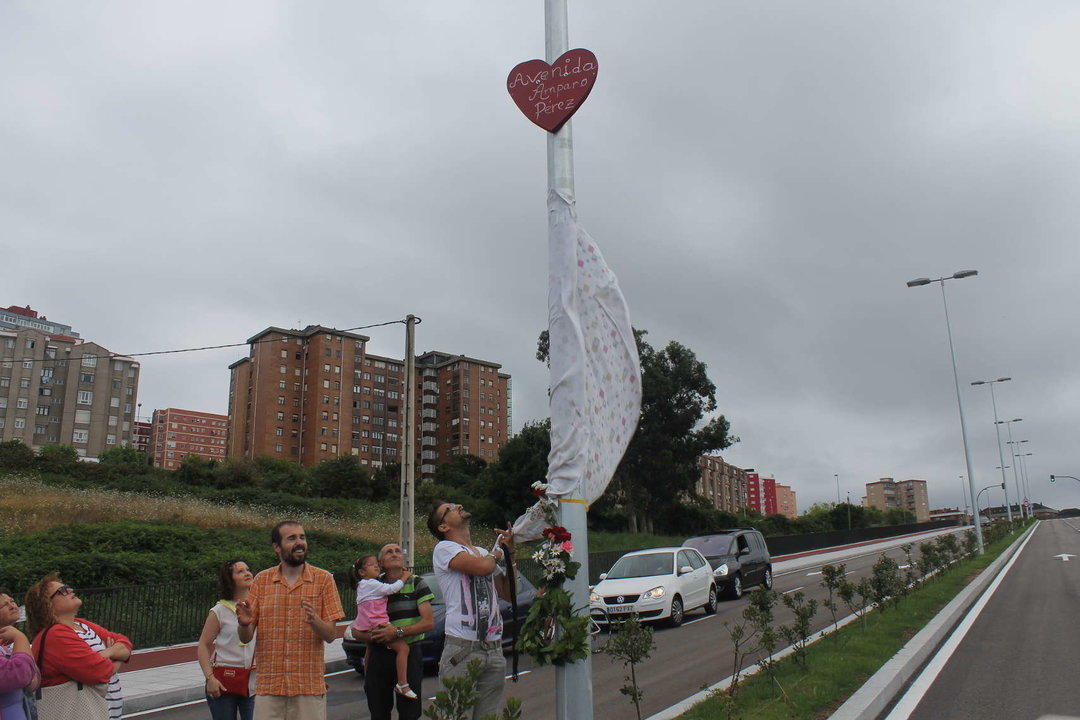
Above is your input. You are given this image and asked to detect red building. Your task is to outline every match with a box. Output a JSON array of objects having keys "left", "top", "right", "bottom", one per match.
[
  {"left": 152, "top": 408, "right": 228, "bottom": 470},
  {"left": 132, "top": 421, "right": 152, "bottom": 456},
  {"left": 746, "top": 472, "right": 778, "bottom": 516}
]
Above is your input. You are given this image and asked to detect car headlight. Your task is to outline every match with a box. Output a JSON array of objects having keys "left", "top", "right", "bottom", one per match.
[
  {"left": 714, "top": 563, "right": 729, "bottom": 577},
  {"left": 642, "top": 586, "right": 666, "bottom": 600},
  {"left": 589, "top": 591, "right": 601, "bottom": 604}
]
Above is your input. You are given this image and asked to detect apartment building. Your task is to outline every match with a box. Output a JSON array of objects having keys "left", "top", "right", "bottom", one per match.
[
  {"left": 0, "top": 322, "right": 140, "bottom": 457},
  {"left": 696, "top": 455, "right": 747, "bottom": 514},
  {"left": 226, "top": 325, "right": 512, "bottom": 479},
  {"left": 151, "top": 408, "right": 228, "bottom": 469},
  {"left": 863, "top": 477, "right": 930, "bottom": 523},
  {"left": 132, "top": 420, "right": 152, "bottom": 456},
  {"left": 775, "top": 483, "right": 797, "bottom": 519},
  {"left": 0, "top": 305, "right": 79, "bottom": 338},
  {"left": 746, "top": 472, "right": 778, "bottom": 515}
]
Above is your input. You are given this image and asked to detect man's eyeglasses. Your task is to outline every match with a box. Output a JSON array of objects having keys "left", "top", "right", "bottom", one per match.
[
  {"left": 439, "top": 504, "right": 461, "bottom": 525},
  {"left": 50, "top": 585, "right": 75, "bottom": 599}
]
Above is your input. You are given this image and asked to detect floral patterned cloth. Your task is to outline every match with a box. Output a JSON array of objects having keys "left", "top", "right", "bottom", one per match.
[{"left": 514, "top": 190, "right": 641, "bottom": 540}]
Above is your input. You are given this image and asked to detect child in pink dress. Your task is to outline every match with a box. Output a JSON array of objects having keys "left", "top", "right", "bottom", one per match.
[{"left": 351, "top": 555, "right": 416, "bottom": 699}]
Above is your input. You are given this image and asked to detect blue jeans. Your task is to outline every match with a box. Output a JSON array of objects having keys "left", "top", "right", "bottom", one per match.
[{"left": 206, "top": 692, "right": 255, "bottom": 720}]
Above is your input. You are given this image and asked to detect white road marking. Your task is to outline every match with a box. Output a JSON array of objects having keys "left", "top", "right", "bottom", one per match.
[
  {"left": 1053, "top": 553, "right": 1076, "bottom": 562},
  {"left": 882, "top": 526, "right": 1038, "bottom": 720},
  {"left": 806, "top": 570, "right": 822, "bottom": 576},
  {"left": 683, "top": 614, "right": 714, "bottom": 626},
  {"left": 782, "top": 586, "right": 805, "bottom": 595}
]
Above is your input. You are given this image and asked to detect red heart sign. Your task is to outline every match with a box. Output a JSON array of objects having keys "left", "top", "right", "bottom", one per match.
[{"left": 507, "top": 48, "right": 598, "bottom": 133}]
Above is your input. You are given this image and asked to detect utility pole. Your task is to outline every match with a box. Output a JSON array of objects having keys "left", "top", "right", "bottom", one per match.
[{"left": 399, "top": 314, "right": 417, "bottom": 567}]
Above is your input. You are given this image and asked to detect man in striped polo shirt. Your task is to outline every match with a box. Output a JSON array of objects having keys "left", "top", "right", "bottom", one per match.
[{"left": 352, "top": 543, "right": 435, "bottom": 720}]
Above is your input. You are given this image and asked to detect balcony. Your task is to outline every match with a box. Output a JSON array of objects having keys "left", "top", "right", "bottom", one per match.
[
  {"left": 421, "top": 436, "right": 436, "bottom": 447},
  {"left": 422, "top": 394, "right": 438, "bottom": 406},
  {"left": 421, "top": 409, "right": 437, "bottom": 419},
  {"left": 421, "top": 450, "right": 437, "bottom": 460},
  {"left": 421, "top": 464, "right": 436, "bottom": 474},
  {"left": 423, "top": 382, "right": 438, "bottom": 393}
]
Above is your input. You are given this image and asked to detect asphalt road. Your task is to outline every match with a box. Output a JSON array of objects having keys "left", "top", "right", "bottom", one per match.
[
  {"left": 890, "top": 519, "right": 1080, "bottom": 720},
  {"left": 135, "top": 533, "right": 957, "bottom": 720}
]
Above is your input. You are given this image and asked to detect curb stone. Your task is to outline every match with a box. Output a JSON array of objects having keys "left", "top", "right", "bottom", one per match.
[{"left": 827, "top": 523, "right": 1038, "bottom": 720}]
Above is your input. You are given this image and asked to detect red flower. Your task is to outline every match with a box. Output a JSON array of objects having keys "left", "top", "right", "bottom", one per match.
[
  {"left": 532, "top": 487, "right": 547, "bottom": 497},
  {"left": 542, "top": 526, "right": 572, "bottom": 543}
]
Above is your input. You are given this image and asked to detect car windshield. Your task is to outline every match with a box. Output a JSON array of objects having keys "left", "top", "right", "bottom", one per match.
[
  {"left": 606, "top": 552, "right": 674, "bottom": 579},
  {"left": 684, "top": 535, "right": 736, "bottom": 557}
]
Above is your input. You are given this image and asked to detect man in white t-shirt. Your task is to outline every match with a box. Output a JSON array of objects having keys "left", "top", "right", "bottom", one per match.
[{"left": 427, "top": 501, "right": 515, "bottom": 720}]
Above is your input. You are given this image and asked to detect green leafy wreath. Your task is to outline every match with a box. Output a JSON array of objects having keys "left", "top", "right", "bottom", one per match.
[{"left": 516, "top": 587, "right": 591, "bottom": 666}]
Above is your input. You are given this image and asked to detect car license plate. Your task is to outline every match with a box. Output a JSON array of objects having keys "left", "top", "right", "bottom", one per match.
[{"left": 608, "top": 604, "right": 635, "bottom": 613}]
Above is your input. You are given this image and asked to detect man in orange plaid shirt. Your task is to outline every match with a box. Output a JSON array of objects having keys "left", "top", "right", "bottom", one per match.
[{"left": 238, "top": 521, "right": 345, "bottom": 720}]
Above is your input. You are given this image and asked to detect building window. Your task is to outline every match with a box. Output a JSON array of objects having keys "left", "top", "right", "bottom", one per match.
[
  {"left": 82, "top": 356, "right": 97, "bottom": 367},
  {"left": 280, "top": 365, "right": 287, "bottom": 374},
  {"left": 77, "top": 390, "right": 93, "bottom": 405},
  {"left": 72, "top": 429, "right": 89, "bottom": 443},
  {"left": 110, "top": 397, "right": 120, "bottom": 408},
  {"left": 106, "top": 434, "right": 116, "bottom": 445},
  {"left": 16, "top": 398, "right": 28, "bottom": 409},
  {"left": 275, "top": 443, "right": 284, "bottom": 453},
  {"left": 276, "top": 411, "right": 285, "bottom": 421},
  {"left": 14, "top": 419, "right": 26, "bottom": 429}
]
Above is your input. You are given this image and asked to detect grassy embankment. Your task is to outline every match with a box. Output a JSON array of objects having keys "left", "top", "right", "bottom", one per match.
[{"left": 677, "top": 526, "right": 1026, "bottom": 720}]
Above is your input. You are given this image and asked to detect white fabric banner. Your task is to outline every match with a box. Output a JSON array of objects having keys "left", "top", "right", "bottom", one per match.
[{"left": 513, "top": 190, "right": 641, "bottom": 540}]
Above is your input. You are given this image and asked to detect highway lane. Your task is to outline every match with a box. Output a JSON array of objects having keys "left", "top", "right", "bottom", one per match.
[
  {"left": 136, "top": 530, "right": 962, "bottom": 720},
  {"left": 890, "top": 520, "right": 1080, "bottom": 720}
]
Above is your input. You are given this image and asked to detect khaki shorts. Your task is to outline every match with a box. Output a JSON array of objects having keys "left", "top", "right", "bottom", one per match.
[{"left": 253, "top": 694, "right": 326, "bottom": 720}]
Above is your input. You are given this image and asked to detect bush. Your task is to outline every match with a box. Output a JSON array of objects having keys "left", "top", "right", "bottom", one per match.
[{"left": 0, "top": 440, "right": 35, "bottom": 470}]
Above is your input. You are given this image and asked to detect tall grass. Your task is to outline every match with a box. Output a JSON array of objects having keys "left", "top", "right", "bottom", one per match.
[{"left": 0, "top": 472, "right": 435, "bottom": 555}]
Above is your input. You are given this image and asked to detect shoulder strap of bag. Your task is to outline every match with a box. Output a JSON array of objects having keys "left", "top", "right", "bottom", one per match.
[{"left": 34, "top": 623, "right": 86, "bottom": 699}]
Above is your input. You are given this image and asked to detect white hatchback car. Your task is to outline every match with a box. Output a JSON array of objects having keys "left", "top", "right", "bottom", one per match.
[{"left": 589, "top": 546, "right": 718, "bottom": 627}]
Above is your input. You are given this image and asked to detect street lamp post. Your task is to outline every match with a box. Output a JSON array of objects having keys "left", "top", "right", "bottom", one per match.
[
  {"left": 907, "top": 270, "right": 983, "bottom": 553},
  {"left": 976, "top": 483, "right": 1002, "bottom": 523},
  {"left": 1016, "top": 451, "right": 1033, "bottom": 514},
  {"left": 835, "top": 473, "right": 840, "bottom": 505},
  {"left": 971, "top": 378, "right": 1014, "bottom": 521},
  {"left": 959, "top": 475, "right": 969, "bottom": 524},
  {"left": 993, "top": 416, "right": 1023, "bottom": 519},
  {"left": 1007, "top": 438, "right": 1030, "bottom": 517}
]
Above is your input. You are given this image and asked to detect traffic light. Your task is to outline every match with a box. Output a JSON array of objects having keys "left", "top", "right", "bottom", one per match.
[{"left": 1051, "top": 475, "right": 1056, "bottom": 482}]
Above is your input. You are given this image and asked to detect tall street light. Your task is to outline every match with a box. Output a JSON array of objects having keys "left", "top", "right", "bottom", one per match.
[
  {"left": 835, "top": 473, "right": 840, "bottom": 505},
  {"left": 959, "top": 475, "right": 970, "bottom": 524},
  {"left": 907, "top": 269, "right": 983, "bottom": 552},
  {"left": 971, "top": 378, "right": 1014, "bottom": 521},
  {"left": 1007, "top": 438, "right": 1030, "bottom": 517},
  {"left": 995, "top": 417, "right": 1023, "bottom": 518}
]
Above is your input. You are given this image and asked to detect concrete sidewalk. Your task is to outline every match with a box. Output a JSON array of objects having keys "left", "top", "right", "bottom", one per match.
[
  {"left": 124, "top": 638, "right": 353, "bottom": 714},
  {"left": 118, "top": 526, "right": 964, "bottom": 715}
]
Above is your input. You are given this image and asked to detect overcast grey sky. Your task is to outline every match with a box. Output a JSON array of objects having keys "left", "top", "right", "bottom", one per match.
[{"left": 5, "top": 1, "right": 1080, "bottom": 513}]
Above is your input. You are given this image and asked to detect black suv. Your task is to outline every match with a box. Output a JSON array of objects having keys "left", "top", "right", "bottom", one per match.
[{"left": 682, "top": 529, "right": 772, "bottom": 599}]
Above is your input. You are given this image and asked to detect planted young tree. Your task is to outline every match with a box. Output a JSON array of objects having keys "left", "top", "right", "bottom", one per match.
[
  {"left": 744, "top": 587, "right": 781, "bottom": 682},
  {"left": 424, "top": 658, "right": 522, "bottom": 720},
  {"left": 722, "top": 614, "right": 759, "bottom": 694},
  {"left": 869, "top": 554, "right": 903, "bottom": 610},
  {"left": 779, "top": 590, "right": 819, "bottom": 671},
  {"left": 600, "top": 616, "right": 656, "bottom": 720},
  {"left": 819, "top": 564, "right": 846, "bottom": 642}
]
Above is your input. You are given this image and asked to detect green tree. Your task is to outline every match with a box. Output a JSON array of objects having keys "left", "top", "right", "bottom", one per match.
[
  {"left": 0, "top": 439, "right": 35, "bottom": 470},
  {"left": 370, "top": 461, "right": 401, "bottom": 502},
  {"left": 98, "top": 444, "right": 149, "bottom": 466},
  {"left": 251, "top": 456, "right": 309, "bottom": 494},
  {"left": 471, "top": 420, "right": 551, "bottom": 525},
  {"left": 176, "top": 455, "right": 217, "bottom": 486},
  {"left": 538, "top": 329, "right": 735, "bottom": 533},
  {"left": 310, "top": 455, "right": 374, "bottom": 499},
  {"left": 36, "top": 444, "right": 80, "bottom": 474},
  {"left": 883, "top": 507, "right": 916, "bottom": 525}
]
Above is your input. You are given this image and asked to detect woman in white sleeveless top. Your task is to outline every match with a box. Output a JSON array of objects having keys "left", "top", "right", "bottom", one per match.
[{"left": 197, "top": 560, "right": 256, "bottom": 720}]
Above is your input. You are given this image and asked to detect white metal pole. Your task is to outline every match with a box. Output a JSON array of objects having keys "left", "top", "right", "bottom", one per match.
[
  {"left": 1003, "top": 422, "right": 1024, "bottom": 519},
  {"left": 987, "top": 384, "right": 1013, "bottom": 521},
  {"left": 959, "top": 475, "right": 969, "bottom": 524},
  {"left": 938, "top": 281, "right": 984, "bottom": 552},
  {"left": 546, "top": 2, "right": 593, "bottom": 719}
]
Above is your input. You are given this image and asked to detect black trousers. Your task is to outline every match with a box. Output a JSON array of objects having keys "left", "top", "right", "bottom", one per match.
[{"left": 364, "top": 641, "right": 424, "bottom": 720}]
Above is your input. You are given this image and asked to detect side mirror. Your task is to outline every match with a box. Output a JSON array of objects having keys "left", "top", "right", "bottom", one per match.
[
  {"left": 599, "top": 573, "right": 608, "bottom": 581},
  {"left": 739, "top": 547, "right": 751, "bottom": 556},
  {"left": 679, "top": 565, "right": 693, "bottom": 575}
]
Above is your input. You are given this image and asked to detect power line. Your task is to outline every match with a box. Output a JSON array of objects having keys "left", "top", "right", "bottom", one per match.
[{"left": 2, "top": 317, "right": 420, "bottom": 364}]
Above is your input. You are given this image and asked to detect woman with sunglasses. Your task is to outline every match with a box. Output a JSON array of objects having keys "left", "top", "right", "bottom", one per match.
[
  {"left": 24, "top": 574, "right": 132, "bottom": 720},
  {"left": 0, "top": 587, "right": 38, "bottom": 720}
]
